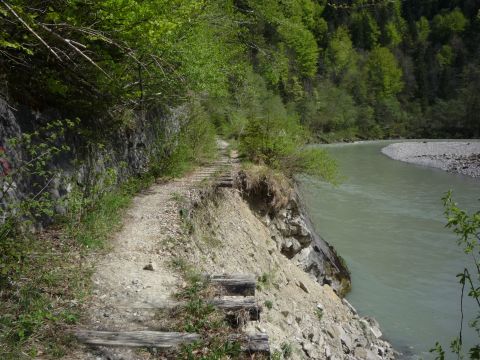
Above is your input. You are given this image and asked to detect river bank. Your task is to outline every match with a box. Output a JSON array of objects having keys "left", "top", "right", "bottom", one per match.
[{"left": 381, "top": 141, "right": 480, "bottom": 178}]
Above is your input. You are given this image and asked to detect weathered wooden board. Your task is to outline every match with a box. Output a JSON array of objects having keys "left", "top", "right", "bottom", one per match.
[
  {"left": 205, "top": 273, "right": 256, "bottom": 296},
  {"left": 76, "top": 330, "right": 269, "bottom": 354},
  {"left": 128, "top": 296, "right": 261, "bottom": 320},
  {"left": 75, "top": 330, "right": 200, "bottom": 348},
  {"left": 238, "top": 333, "right": 270, "bottom": 354},
  {"left": 209, "top": 296, "right": 261, "bottom": 320}
]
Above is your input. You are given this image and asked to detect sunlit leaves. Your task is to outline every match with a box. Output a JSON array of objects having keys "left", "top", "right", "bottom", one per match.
[{"left": 365, "top": 46, "right": 403, "bottom": 98}]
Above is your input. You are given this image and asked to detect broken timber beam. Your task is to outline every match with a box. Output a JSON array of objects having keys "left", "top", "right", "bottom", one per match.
[{"left": 205, "top": 273, "right": 256, "bottom": 296}]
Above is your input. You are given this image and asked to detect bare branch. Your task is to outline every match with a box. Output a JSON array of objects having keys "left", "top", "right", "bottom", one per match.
[
  {"left": 38, "top": 23, "right": 111, "bottom": 78},
  {"left": 0, "top": 0, "right": 62, "bottom": 61}
]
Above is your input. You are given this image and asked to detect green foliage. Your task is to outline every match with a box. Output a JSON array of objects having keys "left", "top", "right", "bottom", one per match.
[
  {"left": 2, "top": 0, "right": 480, "bottom": 144},
  {"left": 303, "top": 81, "right": 358, "bottom": 134},
  {"left": 384, "top": 21, "right": 402, "bottom": 47},
  {"left": 365, "top": 47, "right": 404, "bottom": 98},
  {"left": 0, "top": 119, "right": 76, "bottom": 227},
  {"left": 278, "top": 22, "right": 319, "bottom": 78},
  {"left": 67, "top": 174, "right": 153, "bottom": 248},
  {"left": 325, "top": 26, "right": 357, "bottom": 81},
  {"left": 151, "top": 99, "right": 217, "bottom": 178},
  {"left": 271, "top": 350, "right": 283, "bottom": 360},
  {"left": 239, "top": 94, "right": 304, "bottom": 165},
  {"left": 256, "top": 272, "right": 274, "bottom": 291},
  {"left": 436, "top": 45, "right": 455, "bottom": 68},
  {"left": 430, "top": 191, "right": 479, "bottom": 360},
  {"left": 416, "top": 17, "right": 431, "bottom": 43},
  {"left": 281, "top": 342, "right": 293, "bottom": 359},
  {"left": 432, "top": 8, "right": 469, "bottom": 41},
  {"left": 238, "top": 89, "right": 338, "bottom": 181},
  {"left": 264, "top": 300, "right": 273, "bottom": 310},
  {"left": 350, "top": 11, "right": 380, "bottom": 50},
  {"left": 0, "top": 227, "right": 88, "bottom": 358},
  {"left": 315, "top": 308, "right": 324, "bottom": 320}
]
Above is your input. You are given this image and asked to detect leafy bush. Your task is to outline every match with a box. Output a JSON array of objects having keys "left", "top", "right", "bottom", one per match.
[
  {"left": 238, "top": 92, "right": 338, "bottom": 182},
  {"left": 430, "top": 191, "right": 480, "bottom": 359}
]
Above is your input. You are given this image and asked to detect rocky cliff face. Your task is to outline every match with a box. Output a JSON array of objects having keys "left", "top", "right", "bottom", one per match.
[
  {"left": 236, "top": 171, "right": 351, "bottom": 296},
  {"left": 0, "top": 97, "right": 182, "bottom": 223}
]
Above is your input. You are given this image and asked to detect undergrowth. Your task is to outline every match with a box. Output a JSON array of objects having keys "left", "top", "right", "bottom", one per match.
[
  {"left": 0, "top": 112, "right": 218, "bottom": 358},
  {"left": 0, "top": 174, "right": 154, "bottom": 358}
]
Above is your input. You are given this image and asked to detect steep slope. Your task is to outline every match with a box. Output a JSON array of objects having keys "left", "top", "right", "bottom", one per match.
[{"left": 189, "top": 188, "right": 395, "bottom": 359}]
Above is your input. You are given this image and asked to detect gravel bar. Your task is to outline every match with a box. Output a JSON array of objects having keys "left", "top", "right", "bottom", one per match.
[{"left": 381, "top": 141, "right": 480, "bottom": 178}]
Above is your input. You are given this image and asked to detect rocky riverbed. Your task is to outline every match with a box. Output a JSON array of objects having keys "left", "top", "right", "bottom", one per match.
[{"left": 381, "top": 141, "right": 480, "bottom": 178}]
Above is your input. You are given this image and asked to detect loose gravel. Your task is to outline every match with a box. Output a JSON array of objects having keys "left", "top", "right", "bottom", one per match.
[{"left": 382, "top": 141, "right": 480, "bottom": 178}]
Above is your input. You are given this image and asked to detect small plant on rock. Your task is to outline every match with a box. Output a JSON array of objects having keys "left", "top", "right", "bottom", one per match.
[
  {"left": 264, "top": 300, "right": 273, "bottom": 310},
  {"left": 281, "top": 342, "right": 293, "bottom": 359}
]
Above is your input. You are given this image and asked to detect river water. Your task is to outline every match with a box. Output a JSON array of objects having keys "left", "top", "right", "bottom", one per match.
[{"left": 298, "top": 141, "right": 479, "bottom": 359}]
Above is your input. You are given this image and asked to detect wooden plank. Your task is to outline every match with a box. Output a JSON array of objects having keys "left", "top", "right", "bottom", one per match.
[
  {"left": 216, "top": 181, "right": 234, "bottom": 188},
  {"left": 209, "top": 296, "right": 261, "bottom": 320},
  {"left": 239, "top": 334, "right": 270, "bottom": 354},
  {"left": 205, "top": 273, "right": 256, "bottom": 296},
  {"left": 76, "top": 330, "right": 269, "bottom": 354},
  {"left": 75, "top": 330, "right": 200, "bottom": 348},
  {"left": 129, "top": 296, "right": 261, "bottom": 320}
]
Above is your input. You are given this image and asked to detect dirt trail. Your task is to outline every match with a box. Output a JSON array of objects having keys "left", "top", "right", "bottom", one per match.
[{"left": 73, "top": 140, "right": 235, "bottom": 360}]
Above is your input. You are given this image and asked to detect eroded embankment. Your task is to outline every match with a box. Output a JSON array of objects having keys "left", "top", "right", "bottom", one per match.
[{"left": 187, "top": 170, "right": 396, "bottom": 359}]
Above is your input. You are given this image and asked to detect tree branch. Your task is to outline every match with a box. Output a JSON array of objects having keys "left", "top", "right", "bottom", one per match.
[
  {"left": 38, "top": 23, "right": 111, "bottom": 78},
  {"left": 0, "top": 0, "right": 62, "bottom": 61}
]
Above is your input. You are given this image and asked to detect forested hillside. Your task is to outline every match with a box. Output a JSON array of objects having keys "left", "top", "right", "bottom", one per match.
[{"left": 1, "top": 0, "right": 479, "bottom": 144}]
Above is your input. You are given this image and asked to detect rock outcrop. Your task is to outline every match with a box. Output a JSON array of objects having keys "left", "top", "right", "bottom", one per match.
[
  {"left": 0, "top": 97, "right": 185, "bottom": 224},
  {"left": 237, "top": 170, "right": 351, "bottom": 296}
]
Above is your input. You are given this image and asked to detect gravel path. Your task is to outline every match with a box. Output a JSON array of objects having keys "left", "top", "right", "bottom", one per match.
[
  {"left": 73, "top": 140, "right": 235, "bottom": 360},
  {"left": 382, "top": 141, "right": 480, "bottom": 178}
]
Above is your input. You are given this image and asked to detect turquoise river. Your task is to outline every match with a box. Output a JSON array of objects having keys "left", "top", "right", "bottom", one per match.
[{"left": 299, "top": 141, "right": 480, "bottom": 359}]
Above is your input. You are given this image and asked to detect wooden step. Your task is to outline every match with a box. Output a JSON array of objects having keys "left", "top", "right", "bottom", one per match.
[
  {"left": 205, "top": 273, "right": 256, "bottom": 296},
  {"left": 129, "top": 296, "right": 261, "bottom": 320},
  {"left": 237, "top": 333, "right": 270, "bottom": 354},
  {"left": 76, "top": 330, "right": 269, "bottom": 354},
  {"left": 217, "top": 181, "right": 234, "bottom": 188},
  {"left": 209, "top": 296, "right": 261, "bottom": 320},
  {"left": 75, "top": 330, "right": 199, "bottom": 348}
]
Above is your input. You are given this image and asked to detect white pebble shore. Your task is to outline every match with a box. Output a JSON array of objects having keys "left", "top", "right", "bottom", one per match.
[{"left": 381, "top": 141, "right": 480, "bottom": 178}]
